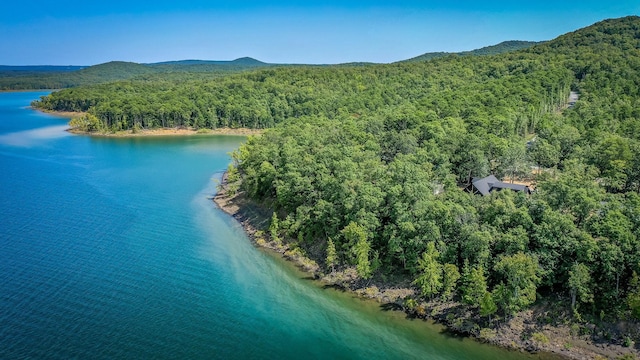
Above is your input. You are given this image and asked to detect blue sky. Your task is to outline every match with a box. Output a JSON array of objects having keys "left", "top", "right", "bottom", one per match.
[{"left": 1, "top": 1, "right": 639, "bottom": 65}]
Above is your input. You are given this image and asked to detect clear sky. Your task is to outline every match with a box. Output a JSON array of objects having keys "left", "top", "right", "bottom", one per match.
[{"left": 1, "top": 1, "right": 639, "bottom": 65}]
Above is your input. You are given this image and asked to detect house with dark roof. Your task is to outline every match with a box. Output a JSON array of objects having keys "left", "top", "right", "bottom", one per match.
[{"left": 469, "top": 175, "right": 531, "bottom": 196}]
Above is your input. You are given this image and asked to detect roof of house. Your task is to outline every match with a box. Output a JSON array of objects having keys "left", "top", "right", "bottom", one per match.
[
  {"left": 471, "top": 175, "right": 500, "bottom": 196},
  {"left": 471, "top": 175, "right": 530, "bottom": 196}
]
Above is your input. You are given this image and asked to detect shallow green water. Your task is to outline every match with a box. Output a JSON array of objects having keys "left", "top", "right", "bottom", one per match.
[{"left": 0, "top": 91, "right": 545, "bottom": 359}]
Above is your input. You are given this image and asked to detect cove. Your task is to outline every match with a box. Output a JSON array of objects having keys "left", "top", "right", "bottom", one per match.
[{"left": 0, "top": 91, "right": 549, "bottom": 359}]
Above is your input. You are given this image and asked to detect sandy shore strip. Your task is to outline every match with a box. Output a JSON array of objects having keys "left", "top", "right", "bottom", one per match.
[
  {"left": 67, "top": 127, "right": 263, "bottom": 137},
  {"left": 33, "top": 108, "right": 263, "bottom": 137},
  {"left": 40, "top": 110, "right": 87, "bottom": 119}
]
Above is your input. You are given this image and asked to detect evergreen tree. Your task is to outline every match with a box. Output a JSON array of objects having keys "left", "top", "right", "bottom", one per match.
[
  {"left": 414, "top": 242, "right": 442, "bottom": 299},
  {"left": 355, "top": 236, "right": 372, "bottom": 280},
  {"left": 462, "top": 265, "right": 487, "bottom": 307},
  {"left": 442, "top": 263, "right": 460, "bottom": 301},
  {"left": 343, "top": 222, "right": 372, "bottom": 279},
  {"left": 269, "top": 212, "right": 280, "bottom": 244},
  {"left": 480, "top": 291, "right": 498, "bottom": 322},
  {"left": 326, "top": 237, "right": 338, "bottom": 273}
]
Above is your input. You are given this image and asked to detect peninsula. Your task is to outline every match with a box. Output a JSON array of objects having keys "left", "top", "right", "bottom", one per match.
[{"left": 21, "top": 16, "right": 640, "bottom": 359}]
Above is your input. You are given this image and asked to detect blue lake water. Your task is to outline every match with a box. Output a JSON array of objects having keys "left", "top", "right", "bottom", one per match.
[{"left": 0, "top": 91, "right": 543, "bottom": 359}]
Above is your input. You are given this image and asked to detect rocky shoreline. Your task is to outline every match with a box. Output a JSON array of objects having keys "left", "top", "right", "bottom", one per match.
[{"left": 213, "top": 171, "right": 639, "bottom": 360}]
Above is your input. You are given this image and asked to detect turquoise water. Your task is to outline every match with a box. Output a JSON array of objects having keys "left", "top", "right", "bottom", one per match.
[{"left": 0, "top": 92, "right": 542, "bottom": 359}]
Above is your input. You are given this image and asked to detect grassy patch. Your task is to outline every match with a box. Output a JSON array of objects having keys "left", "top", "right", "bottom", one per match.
[{"left": 531, "top": 332, "right": 550, "bottom": 344}]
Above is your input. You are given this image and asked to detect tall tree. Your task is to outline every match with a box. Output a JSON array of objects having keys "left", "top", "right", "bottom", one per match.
[
  {"left": 462, "top": 262, "right": 488, "bottom": 307},
  {"left": 269, "top": 212, "right": 280, "bottom": 244},
  {"left": 414, "top": 242, "right": 442, "bottom": 299},
  {"left": 480, "top": 291, "right": 498, "bottom": 322},
  {"left": 442, "top": 263, "right": 461, "bottom": 301},
  {"left": 568, "top": 262, "right": 593, "bottom": 309},
  {"left": 326, "top": 237, "right": 338, "bottom": 273},
  {"left": 494, "top": 252, "right": 540, "bottom": 314},
  {"left": 354, "top": 235, "right": 372, "bottom": 280},
  {"left": 343, "top": 222, "right": 372, "bottom": 279}
]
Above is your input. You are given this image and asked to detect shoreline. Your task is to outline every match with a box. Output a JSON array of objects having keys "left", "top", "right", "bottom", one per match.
[
  {"left": 67, "top": 127, "right": 263, "bottom": 137},
  {"left": 38, "top": 109, "right": 86, "bottom": 119},
  {"left": 0, "top": 89, "right": 60, "bottom": 93},
  {"left": 34, "top": 108, "right": 264, "bottom": 137},
  {"left": 213, "top": 171, "right": 640, "bottom": 360}
]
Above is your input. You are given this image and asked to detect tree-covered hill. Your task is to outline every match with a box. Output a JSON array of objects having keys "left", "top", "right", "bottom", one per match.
[
  {"left": 148, "top": 56, "right": 268, "bottom": 68},
  {"left": 75, "top": 61, "right": 156, "bottom": 81},
  {"left": 0, "top": 57, "right": 274, "bottom": 90},
  {"left": 2, "top": 39, "right": 544, "bottom": 90},
  {"left": 34, "top": 16, "right": 640, "bottom": 338},
  {"left": 0, "top": 65, "right": 86, "bottom": 74},
  {"left": 0, "top": 61, "right": 154, "bottom": 90},
  {"left": 402, "top": 40, "right": 542, "bottom": 62}
]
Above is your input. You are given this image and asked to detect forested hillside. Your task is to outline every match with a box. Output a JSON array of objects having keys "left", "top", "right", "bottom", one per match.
[
  {"left": 35, "top": 56, "right": 571, "bottom": 134},
  {"left": 0, "top": 58, "right": 271, "bottom": 90},
  {"left": 36, "top": 16, "right": 640, "bottom": 328},
  {"left": 0, "top": 65, "right": 86, "bottom": 74},
  {"left": 2, "top": 40, "right": 539, "bottom": 91},
  {"left": 403, "top": 40, "right": 541, "bottom": 62}
]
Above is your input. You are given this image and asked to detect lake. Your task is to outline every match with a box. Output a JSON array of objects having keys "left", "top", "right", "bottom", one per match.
[{"left": 0, "top": 91, "right": 543, "bottom": 359}]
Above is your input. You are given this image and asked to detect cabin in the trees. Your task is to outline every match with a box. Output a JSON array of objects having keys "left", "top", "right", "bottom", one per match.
[{"left": 468, "top": 175, "right": 531, "bottom": 196}]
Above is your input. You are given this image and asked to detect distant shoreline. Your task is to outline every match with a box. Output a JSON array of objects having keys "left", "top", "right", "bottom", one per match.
[
  {"left": 0, "top": 89, "right": 60, "bottom": 93},
  {"left": 34, "top": 108, "right": 263, "bottom": 137},
  {"left": 36, "top": 108, "right": 85, "bottom": 119},
  {"left": 66, "top": 127, "right": 263, "bottom": 137}
]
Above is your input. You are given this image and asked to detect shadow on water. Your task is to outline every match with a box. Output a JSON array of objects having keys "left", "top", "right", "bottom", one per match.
[
  {"left": 377, "top": 302, "right": 468, "bottom": 342},
  {"left": 380, "top": 302, "right": 403, "bottom": 312},
  {"left": 322, "top": 283, "right": 348, "bottom": 292},
  {"left": 437, "top": 327, "right": 468, "bottom": 341}
]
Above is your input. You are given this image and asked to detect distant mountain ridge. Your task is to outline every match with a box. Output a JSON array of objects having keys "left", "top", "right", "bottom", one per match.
[
  {"left": 0, "top": 39, "right": 541, "bottom": 90},
  {"left": 0, "top": 57, "right": 272, "bottom": 90},
  {"left": 0, "top": 58, "right": 267, "bottom": 71},
  {"left": 148, "top": 57, "right": 268, "bottom": 67},
  {"left": 0, "top": 65, "right": 86, "bottom": 73}
]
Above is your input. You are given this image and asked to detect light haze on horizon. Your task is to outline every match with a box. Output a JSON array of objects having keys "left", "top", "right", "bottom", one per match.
[{"left": 2, "top": 1, "right": 639, "bottom": 65}]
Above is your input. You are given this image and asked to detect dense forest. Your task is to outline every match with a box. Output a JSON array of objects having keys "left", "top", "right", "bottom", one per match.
[
  {"left": 34, "top": 52, "right": 572, "bottom": 134},
  {"left": 35, "top": 16, "right": 640, "bottom": 325}
]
